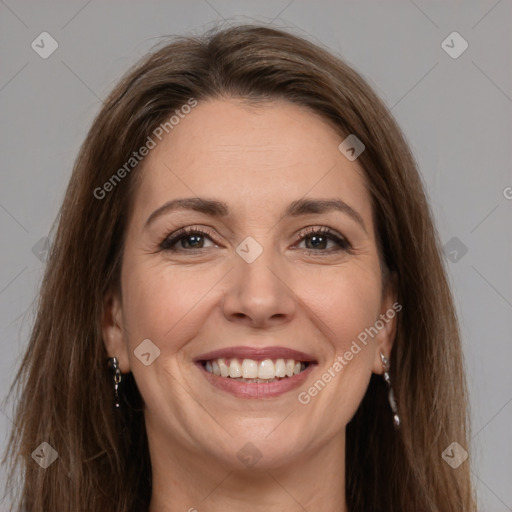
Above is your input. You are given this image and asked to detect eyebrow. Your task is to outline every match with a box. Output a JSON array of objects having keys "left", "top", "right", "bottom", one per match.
[{"left": 144, "top": 197, "right": 367, "bottom": 232}]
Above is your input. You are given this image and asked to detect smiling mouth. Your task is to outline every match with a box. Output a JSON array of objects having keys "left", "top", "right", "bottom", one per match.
[{"left": 199, "top": 357, "right": 312, "bottom": 383}]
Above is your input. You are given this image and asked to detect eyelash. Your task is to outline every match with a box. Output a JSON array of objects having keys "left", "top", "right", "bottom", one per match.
[{"left": 158, "top": 225, "right": 351, "bottom": 254}]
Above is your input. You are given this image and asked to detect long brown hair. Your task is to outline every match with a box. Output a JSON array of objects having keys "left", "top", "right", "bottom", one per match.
[{"left": 3, "top": 25, "right": 476, "bottom": 511}]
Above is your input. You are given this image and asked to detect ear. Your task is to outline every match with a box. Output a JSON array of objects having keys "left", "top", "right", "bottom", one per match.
[
  {"left": 371, "top": 272, "right": 400, "bottom": 375},
  {"left": 102, "top": 289, "right": 131, "bottom": 373}
]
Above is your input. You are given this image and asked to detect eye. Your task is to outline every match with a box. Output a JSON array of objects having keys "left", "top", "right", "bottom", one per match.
[
  {"left": 159, "top": 226, "right": 218, "bottom": 252},
  {"left": 158, "top": 225, "right": 351, "bottom": 254},
  {"left": 295, "top": 226, "right": 351, "bottom": 253}
]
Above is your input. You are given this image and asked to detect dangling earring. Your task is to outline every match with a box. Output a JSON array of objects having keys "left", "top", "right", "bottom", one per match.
[
  {"left": 108, "top": 357, "right": 122, "bottom": 409},
  {"left": 380, "top": 352, "right": 400, "bottom": 429}
]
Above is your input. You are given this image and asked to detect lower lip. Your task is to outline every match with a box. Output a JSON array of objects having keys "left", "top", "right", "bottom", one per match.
[{"left": 196, "top": 362, "right": 316, "bottom": 398}]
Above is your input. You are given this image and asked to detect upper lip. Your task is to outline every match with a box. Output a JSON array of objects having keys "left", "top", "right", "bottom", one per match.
[{"left": 194, "top": 346, "right": 317, "bottom": 362}]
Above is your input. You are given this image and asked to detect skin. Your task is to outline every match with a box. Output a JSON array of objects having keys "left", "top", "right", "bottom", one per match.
[{"left": 102, "top": 98, "right": 397, "bottom": 512}]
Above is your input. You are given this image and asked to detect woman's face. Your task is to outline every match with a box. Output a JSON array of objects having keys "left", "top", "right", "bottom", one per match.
[{"left": 103, "top": 98, "right": 397, "bottom": 470}]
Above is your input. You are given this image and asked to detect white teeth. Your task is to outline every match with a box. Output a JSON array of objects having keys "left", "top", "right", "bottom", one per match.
[
  {"left": 211, "top": 360, "right": 221, "bottom": 376},
  {"left": 258, "top": 359, "right": 275, "bottom": 379},
  {"left": 203, "top": 357, "right": 310, "bottom": 380},
  {"left": 274, "top": 358, "right": 286, "bottom": 377},
  {"left": 229, "top": 359, "right": 242, "bottom": 378},
  {"left": 236, "top": 378, "right": 278, "bottom": 383},
  {"left": 242, "top": 359, "right": 258, "bottom": 379},
  {"left": 218, "top": 358, "right": 230, "bottom": 377}
]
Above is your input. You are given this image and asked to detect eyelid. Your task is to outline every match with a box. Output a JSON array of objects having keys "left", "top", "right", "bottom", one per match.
[
  {"left": 294, "top": 225, "right": 351, "bottom": 251},
  {"left": 158, "top": 225, "right": 219, "bottom": 251}
]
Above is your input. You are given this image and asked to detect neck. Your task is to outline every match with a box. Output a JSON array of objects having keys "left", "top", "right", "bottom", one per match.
[{"left": 147, "top": 426, "right": 347, "bottom": 512}]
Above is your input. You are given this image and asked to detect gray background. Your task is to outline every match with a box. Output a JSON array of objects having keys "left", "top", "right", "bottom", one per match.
[{"left": 1, "top": 1, "right": 511, "bottom": 510}]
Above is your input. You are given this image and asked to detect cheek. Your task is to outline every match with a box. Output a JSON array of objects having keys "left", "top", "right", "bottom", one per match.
[
  {"left": 292, "top": 263, "right": 383, "bottom": 428},
  {"left": 299, "top": 261, "right": 383, "bottom": 352},
  {"left": 119, "top": 262, "right": 220, "bottom": 407},
  {"left": 120, "top": 261, "right": 222, "bottom": 353}
]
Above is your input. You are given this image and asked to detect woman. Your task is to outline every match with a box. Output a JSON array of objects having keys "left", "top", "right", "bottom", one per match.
[{"left": 3, "top": 25, "right": 476, "bottom": 511}]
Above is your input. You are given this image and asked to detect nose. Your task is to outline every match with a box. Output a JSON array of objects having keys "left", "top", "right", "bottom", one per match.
[{"left": 221, "top": 251, "right": 296, "bottom": 329}]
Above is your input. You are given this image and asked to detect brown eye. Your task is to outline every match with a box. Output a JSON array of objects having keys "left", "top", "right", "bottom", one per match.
[
  {"left": 297, "top": 227, "right": 350, "bottom": 252},
  {"left": 160, "top": 227, "right": 217, "bottom": 252}
]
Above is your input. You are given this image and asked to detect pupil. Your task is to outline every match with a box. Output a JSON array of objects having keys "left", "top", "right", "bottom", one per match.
[
  {"left": 308, "top": 235, "right": 326, "bottom": 249},
  {"left": 185, "top": 235, "right": 202, "bottom": 248}
]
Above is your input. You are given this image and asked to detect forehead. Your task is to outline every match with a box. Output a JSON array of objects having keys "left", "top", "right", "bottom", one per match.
[{"left": 132, "top": 98, "right": 372, "bottom": 227}]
